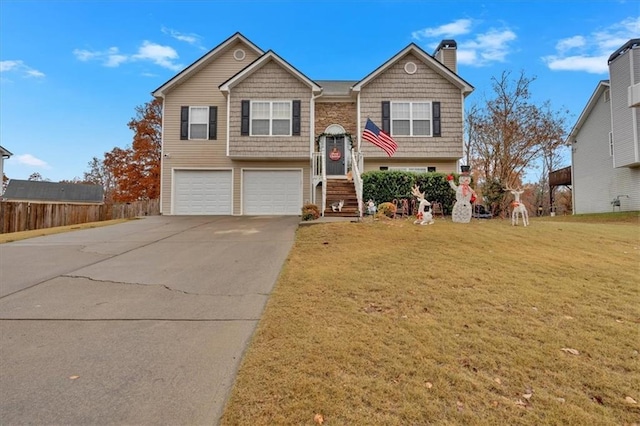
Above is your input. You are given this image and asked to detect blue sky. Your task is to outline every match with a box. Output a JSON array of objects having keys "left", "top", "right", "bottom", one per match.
[{"left": 1, "top": 0, "right": 638, "bottom": 182}]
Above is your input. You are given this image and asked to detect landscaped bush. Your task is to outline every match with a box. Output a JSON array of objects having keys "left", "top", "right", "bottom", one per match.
[
  {"left": 362, "top": 171, "right": 459, "bottom": 215},
  {"left": 377, "top": 202, "right": 397, "bottom": 218},
  {"left": 301, "top": 203, "right": 320, "bottom": 221}
]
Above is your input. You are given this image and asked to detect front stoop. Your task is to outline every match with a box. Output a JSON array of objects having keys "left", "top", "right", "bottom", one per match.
[{"left": 324, "top": 179, "right": 359, "bottom": 218}]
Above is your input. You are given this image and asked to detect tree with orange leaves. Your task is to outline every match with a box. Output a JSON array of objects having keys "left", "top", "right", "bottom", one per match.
[{"left": 89, "top": 98, "right": 162, "bottom": 203}]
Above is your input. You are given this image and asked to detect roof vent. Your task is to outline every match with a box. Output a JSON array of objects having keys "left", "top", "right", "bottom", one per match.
[
  {"left": 404, "top": 61, "right": 417, "bottom": 74},
  {"left": 233, "top": 49, "right": 246, "bottom": 61}
]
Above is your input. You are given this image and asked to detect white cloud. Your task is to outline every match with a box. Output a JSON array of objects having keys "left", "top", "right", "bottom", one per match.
[
  {"left": 462, "top": 29, "right": 517, "bottom": 64},
  {"left": 412, "top": 19, "right": 473, "bottom": 40},
  {"left": 72, "top": 49, "right": 98, "bottom": 61},
  {"left": 412, "top": 19, "right": 517, "bottom": 67},
  {"left": 15, "top": 154, "right": 51, "bottom": 169},
  {"left": 132, "top": 41, "right": 182, "bottom": 71},
  {"left": 73, "top": 41, "right": 182, "bottom": 71},
  {"left": 0, "top": 60, "right": 21, "bottom": 72},
  {"left": 542, "top": 16, "right": 640, "bottom": 74},
  {"left": 556, "top": 36, "right": 586, "bottom": 53},
  {"left": 161, "top": 27, "right": 203, "bottom": 47},
  {"left": 0, "top": 60, "right": 45, "bottom": 78},
  {"left": 544, "top": 55, "right": 610, "bottom": 74},
  {"left": 73, "top": 47, "right": 127, "bottom": 67}
]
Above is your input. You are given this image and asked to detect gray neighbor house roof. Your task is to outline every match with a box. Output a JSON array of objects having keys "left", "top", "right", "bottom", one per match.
[{"left": 2, "top": 180, "right": 104, "bottom": 203}]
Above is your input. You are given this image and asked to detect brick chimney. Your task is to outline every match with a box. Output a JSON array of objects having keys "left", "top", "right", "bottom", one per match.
[{"left": 434, "top": 39, "right": 457, "bottom": 73}]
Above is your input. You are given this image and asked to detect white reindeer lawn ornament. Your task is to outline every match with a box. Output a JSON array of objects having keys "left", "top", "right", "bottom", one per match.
[
  {"left": 508, "top": 187, "right": 529, "bottom": 227},
  {"left": 411, "top": 185, "right": 434, "bottom": 225}
]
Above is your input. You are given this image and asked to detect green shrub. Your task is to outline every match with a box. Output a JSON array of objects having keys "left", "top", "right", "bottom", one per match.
[
  {"left": 362, "top": 171, "right": 460, "bottom": 215},
  {"left": 301, "top": 203, "right": 320, "bottom": 221}
]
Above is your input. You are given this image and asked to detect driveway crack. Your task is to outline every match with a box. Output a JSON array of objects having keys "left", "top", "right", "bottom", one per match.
[{"left": 61, "top": 274, "right": 202, "bottom": 296}]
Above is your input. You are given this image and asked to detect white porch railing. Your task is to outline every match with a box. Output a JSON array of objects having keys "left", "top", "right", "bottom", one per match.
[
  {"left": 313, "top": 145, "right": 362, "bottom": 218},
  {"left": 312, "top": 152, "right": 327, "bottom": 215},
  {"left": 351, "top": 148, "right": 364, "bottom": 218}
]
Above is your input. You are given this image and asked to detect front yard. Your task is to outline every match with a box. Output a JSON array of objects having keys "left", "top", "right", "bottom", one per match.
[{"left": 222, "top": 213, "right": 639, "bottom": 425}]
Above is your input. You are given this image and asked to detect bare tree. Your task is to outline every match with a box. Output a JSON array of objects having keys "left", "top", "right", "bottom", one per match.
[
  {"left": 28, "top": 172, "right": 49, "bottom": 181},
  {"left": 84, "top": 156, "right": 116, "bottom": 202},
  {"left": 467, "top": 70, "right": 569, "bottom": 215}
]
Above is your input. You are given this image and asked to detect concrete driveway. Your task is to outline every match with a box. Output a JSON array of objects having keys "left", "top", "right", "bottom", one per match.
[{"left": 0, "top": 215, "right": 299, "bottom": 425}]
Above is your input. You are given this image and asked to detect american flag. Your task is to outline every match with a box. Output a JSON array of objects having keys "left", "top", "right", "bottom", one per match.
[{"left": 362, "top": 118, "right": 398, "bottom": 157}]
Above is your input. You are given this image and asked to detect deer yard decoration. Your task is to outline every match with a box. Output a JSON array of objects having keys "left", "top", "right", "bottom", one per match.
[
  {"left": 411, "top": 185, "right": 434, "bottom": 225},
  {"left": 507, "top": 186, "right": 529, "bottom": 227}
]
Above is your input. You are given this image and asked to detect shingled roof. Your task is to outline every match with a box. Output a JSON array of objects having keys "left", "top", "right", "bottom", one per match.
[{"left": 2, "top": 180, "right": 104, "bottom": 203}]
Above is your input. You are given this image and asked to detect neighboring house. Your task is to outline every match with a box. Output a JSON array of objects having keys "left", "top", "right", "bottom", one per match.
[
  {"left": 569, "top": 39, "right": 640, "bottom": 214},
  {"left": 2, "top": 180, "right": 104, "bottom": 204},
  {"left": 0, "top": 146, "right": 12, "bottom": 191},
  {"left": 152, "top": 32, "right": 473, "bottom": 216}
]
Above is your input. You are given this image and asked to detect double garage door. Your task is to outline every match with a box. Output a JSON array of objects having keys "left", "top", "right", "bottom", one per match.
[{"left": 173, "top": 169, "right": 301, "bottom": 215}]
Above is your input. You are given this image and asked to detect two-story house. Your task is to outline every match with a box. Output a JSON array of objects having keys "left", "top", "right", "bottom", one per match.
[
  {"left": 152, "top": 33, "right": 473, "bottom": 216},
  {"left": 569, "top": 39, "right": 640, "bottom": 213}
]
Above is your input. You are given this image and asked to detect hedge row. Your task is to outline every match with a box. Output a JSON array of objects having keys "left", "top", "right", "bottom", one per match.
[{"left": 361, "top": 171, "right": 460, "bottom": 215}]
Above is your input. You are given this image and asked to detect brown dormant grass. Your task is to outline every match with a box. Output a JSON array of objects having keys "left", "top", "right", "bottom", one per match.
[{"left": 221, "top": 213, "right": 639, "bottom": 425}]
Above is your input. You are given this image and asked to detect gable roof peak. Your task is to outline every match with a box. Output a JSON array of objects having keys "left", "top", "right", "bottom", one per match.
[
  {"left": 351, "top": 41, "right": 472, "bottom": 95},
  {"left": 152, "top": 32, "right": 264, "bottom": 97},
  {"left": 219, "top": 49, "right": 322, "bottom": 93}
]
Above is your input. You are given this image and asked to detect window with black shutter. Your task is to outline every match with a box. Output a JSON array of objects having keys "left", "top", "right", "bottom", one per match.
[
  {"left": 387, "top": 101, "right": 440, "bottom": 137},
  {"left": 241, "top": 100, "right": 250, "bottom": 136},
  {"left": 292, "top": 100, "right": 301, "bottom": 136},
  {"left": 180, "top": 106, "right": 218, "bottom": 140},
  {"left": 382, "top": 101, "right": 391, "bottom": 133},
  {"left": 209, "top": 106, "right": 217, "bottom": 140},
  {"left": 432, "top": 102, "right": 441, "bottom": 137},
  {"left": 180, "top": 106, "right": 189, "bottom": 140}
]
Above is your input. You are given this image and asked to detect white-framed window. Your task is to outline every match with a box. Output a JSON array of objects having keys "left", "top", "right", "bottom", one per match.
[
  {"left": 604, "top": 89, "right": 610, "bottom": 103},
  {"left": 181, "top": 105, "right": 217, "bottom": 141},
  {"left": 189, "top": 106, "right": 209, "bottom": 139},
  {"left": 391, "top": 102, "right": 432, "bottom": 136},
  {"left": 251, "top": 101, "right": 291, "bottom": 136}
]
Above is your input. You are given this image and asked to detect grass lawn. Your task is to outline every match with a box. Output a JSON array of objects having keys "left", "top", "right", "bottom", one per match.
[{"left": 221, "top": 212, "right": 639, "bottom": 425}]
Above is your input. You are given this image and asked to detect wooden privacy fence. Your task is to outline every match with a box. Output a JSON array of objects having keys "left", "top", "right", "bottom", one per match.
[{"left": 0, "top": 199, "right": 160, "bottom": 234}]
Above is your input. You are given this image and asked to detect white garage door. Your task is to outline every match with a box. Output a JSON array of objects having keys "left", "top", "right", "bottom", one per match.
[
  {"left": 174, "top": 170, "right": 232, "bottom": 215},
  {"left": 243, "top": 170, "right": 302, "bottom": 215}
]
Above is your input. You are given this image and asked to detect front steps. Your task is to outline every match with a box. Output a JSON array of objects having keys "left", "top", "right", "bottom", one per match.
[{"left": 324, "top": 179, "right": 359, "bottom": 218}]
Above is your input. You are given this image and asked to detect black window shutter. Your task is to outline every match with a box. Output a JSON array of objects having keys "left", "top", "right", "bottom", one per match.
[
  {"left": 433, "top": 102, "right": 441, "bottom": 137},
  {"left": 208, "top": 106, "right": 217, "bottom": 140},
  {"left": 241, "top": 100, "right": 250, "bottom": 136},
  {"left": 292, "top": 100, "right": 301, "bottom": 136},
  {"left": 381, "top": 101, "right": 391, "bottom": 133},
  {"left": 180, "top": 106, "right": 189, "bottom": 140}
]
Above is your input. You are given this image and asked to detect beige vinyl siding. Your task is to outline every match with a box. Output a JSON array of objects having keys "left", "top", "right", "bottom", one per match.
[
  {"left": 359, "top": 53, "right": 464, "bottom": 160},
  {"left": 229, "top": 60, "right": 312, "bottom": 158},
  {"left": 609, "top": 46, "right": 640, "bottom": 167},
  {"left": 232, "top": 160, "right": 310, "bottom": 215},
  {"left": 160, "top": 41, "right": 260, "bottom": 214}
]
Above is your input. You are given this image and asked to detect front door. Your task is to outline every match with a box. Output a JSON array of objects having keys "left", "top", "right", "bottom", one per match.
[{"left": 325, "top": 135, "right": 345, "bottom": 176}]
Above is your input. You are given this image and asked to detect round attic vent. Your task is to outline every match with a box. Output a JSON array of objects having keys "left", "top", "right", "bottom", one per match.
[
  {"left": 233, "top": 49, "right": 246, "bottom": 61},
  {"left": 404, "top": 61, "right": 417, "bottom": 74}
]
